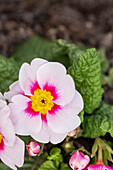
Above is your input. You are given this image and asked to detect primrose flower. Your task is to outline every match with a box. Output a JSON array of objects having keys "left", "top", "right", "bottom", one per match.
[
  {"left": 87, "top": 164, "right": 113, "bottom": 170},
  {"left": 27, "top": 141, "right": 40, "bottom": 156},
  {"left": 69, "top": 151, "right": 90, "bottom": 170},
  {"left": 5, "top": 58, "right": 83, "bottom": 144},
  {"left": 0, "top": 93, "right": 25, "bottom": 170}
]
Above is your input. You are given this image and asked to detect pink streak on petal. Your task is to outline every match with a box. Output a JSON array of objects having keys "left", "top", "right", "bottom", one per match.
[
  {"left": 0, "top": 137, "right": 4, "bottom": 151},
  {"left": 43, "top": 83, "right": 59, "bottom": 100},
  {"left": 41, "top": 114, "right": 47, "bottom": 122},
  {"left": 25, "top": 101, "right": 39, "bottom": 117},
  {"left": 48, "top": 103, "right": 61, "bottom": 115},
  {"left": 30, "top": 81, "right": 40, "bottom": 95}
]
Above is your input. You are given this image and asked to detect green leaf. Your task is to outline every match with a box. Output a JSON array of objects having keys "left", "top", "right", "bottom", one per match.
[
  {"left": 39, "top": 160, "right": 59, "bottom": 170},
  {"left": 91, "top": 138, "right": 113, "bottom": 165},
  {"left": 60, "top": 163, "right": 71, "bottom": 170},
  {"left": 50, "top": 148, "right": 61, "bottom": 156},
  {"left": 68, "top": 48, "right": 104, "bottom": 114},
  {"left": 103, "top": 148, "right": 113, "bottom": 164},
  {"left": 48, "top": 148, "right": 63, "bottom": 163},
  {"left": 19, "top": 152, "right": 48, "bottom": 169},
  {"left": 108, "top": 68, "right": 113, "bottom": 87},
  {"left": 79, "top": 110, "right": 84, "bottom": 122},
  {"left": 0, "top": 163, "right": 11, "bottom": 170},
  {"left": 55, "top": 39, "right": 85, "bottom": 65},
  {"left": 0, "top": 55, "right": 19, "bottom": 93},
  {"left": 12, "top": 36, "right": 70, "bottom": 68},
  {"left": 97, "top": 49, "right": 109, "bottom": 73},
  {"left": 82, "top": 102, "right": 113, "bottom": 138}
]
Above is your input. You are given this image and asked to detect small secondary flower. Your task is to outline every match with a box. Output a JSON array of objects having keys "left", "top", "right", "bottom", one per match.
[
  {"left": 5, "top": 58, "right": 83, "bottom": 144},
  {"left": 0, "top": 93, "right": 25, "bottom": 170},
  {"left": 69, "top": 151, "right": 90, "bottom": 170},
  {"left": 27, "top": 141, "right": 40, "bottom": 156},
  {"left": 87, "top": 164, "right": 113, "bottom": 170}
]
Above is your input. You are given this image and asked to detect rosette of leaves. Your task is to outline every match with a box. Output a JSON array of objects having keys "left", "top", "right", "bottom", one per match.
[{"left": 82, "top": 102, "right": 113, "bottom": 138}]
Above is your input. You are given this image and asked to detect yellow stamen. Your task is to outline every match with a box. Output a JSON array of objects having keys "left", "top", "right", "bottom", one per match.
[
  {"left": 30, "top": 89, "right": 54, "bottom": 115},
  {"left": 0, "top": 134, "right": 3, "bottom": 143}
]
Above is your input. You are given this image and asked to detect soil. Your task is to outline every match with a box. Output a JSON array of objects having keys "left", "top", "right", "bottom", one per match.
[{"left": 0, "top": 0, "right": 113, "bottom": 103}]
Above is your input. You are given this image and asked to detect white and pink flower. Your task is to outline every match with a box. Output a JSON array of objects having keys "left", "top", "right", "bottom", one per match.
[
  {"left": 5, "top": 58, "right": 83, "bottom": 144},
  {"left": 27, "top": 141, "right": 40, "bottom": 156},
  {"left": 69, "top": 151, "right": 90, "bottom": 170},
  {"left": 0, "top": 93, "right": 25, "bottom": 170}
]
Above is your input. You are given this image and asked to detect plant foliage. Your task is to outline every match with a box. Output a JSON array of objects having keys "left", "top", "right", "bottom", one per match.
[
  {"left": 82, "top": 102, "right": 113, "bottom": 138},
  {"left": 68, "top": 48, "right": 104, "bottom": 113}
]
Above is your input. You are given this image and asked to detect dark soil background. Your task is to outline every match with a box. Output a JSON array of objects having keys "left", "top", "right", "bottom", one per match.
[{"left": 0, "top": 0, "right": 113, "bottom": 104}]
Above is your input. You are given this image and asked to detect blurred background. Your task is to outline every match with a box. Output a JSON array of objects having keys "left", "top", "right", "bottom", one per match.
[
  {"left": 0, "top": 0, "right": 113, "bottom": 58},
  {"left": 0, "top": 0, "right": 113, "bottom": 104}
]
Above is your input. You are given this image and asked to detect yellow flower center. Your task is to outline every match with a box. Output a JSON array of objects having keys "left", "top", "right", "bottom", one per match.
[
  {"left": 0, "top": 134, "right": 3, "bottom": 143},
  {"left": 30, "top": 89, "right": 54, "bottom": 115}
]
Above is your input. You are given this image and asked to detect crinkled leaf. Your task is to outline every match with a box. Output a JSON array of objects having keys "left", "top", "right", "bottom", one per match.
[
  {"left": 50, "top": 147, "right": 61, "bottom": 156},
  {"left": 39, "top": 160, "right": 59, "bottom": 170},
  {"left": 12, "top": 36, "right": 70, "bottom": 68},
  {"left": 0, "top": 55, "right": 19, "bottom": 93},
  {"left": 48, "top": 148, "right": 63, "bottom": 163},
  {"left": 48, "top": 154, "right": 63, "bottom": 163},
  {"left": 82, "top": 103, "right": 113, "bottom": 138},
  {"left": 60, "top": 163, "right": 71, "bottom": 170},
  {"left": 68, "top": 48, "right": 103, "bottom": 113}
]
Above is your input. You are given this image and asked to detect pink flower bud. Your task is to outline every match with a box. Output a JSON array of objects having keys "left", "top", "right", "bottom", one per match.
[
  {"left": 27, "top": 141, "right": 40, "bottom": 156},
  {"left": 69, "top": 151, "right": 90, "bottom": 170},
  {"left": 68, "top": 129, "right": 77, "bottom": 137},
  {"left": 88, "top": 164, "right": 113, "bottom": 170}
]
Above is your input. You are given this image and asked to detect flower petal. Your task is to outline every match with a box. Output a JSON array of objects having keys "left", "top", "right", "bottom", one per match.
[
  {"left": 30, "top": 58, "right": 48, "bottom": 73},
  {"left": 9, "top": 95, "right": 42, "bottom": 136},
  {"left": 4, "top": 81, "right": 23, "bottom": 102},
  {"left": 1, "top": 136, "right": 25, "bottom": 170},
  {"left": 19, "top": 58, "right": 47, "bottom": 95},
  {"left": 0, "top": 104, "right": 15, "bottom": 147},
  {"left": 64, "top": 90, "right": 83, "bottom": 114},
  {"left": 19, "top": 63, "right": 35, "bottom": 95},
  {"left": 32, "top": 120, "right": 67, "bottom": 144},
  {"left": 0, "top": 93, "right": 6, "bottom": 110},
  {"left": 0, "top": 92, "right": 5, "bottom": 101},
  {"left": 0, "top": 104, "right": 10, "bottom": 118},
  {"left": 37, "top": 62, "right": 75, "bottom": 105},
  {"left": 0, "top": 119, "right": 15, "bottom": 147},
  {"left": 47, "top": 106, "right": 81, "bottom": 134},
  {"left": 49, "top": 128, "right": 67, "bottom": 144},
  {"left": 32, "top": 120, "right": 50, "bottom": 143}
]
